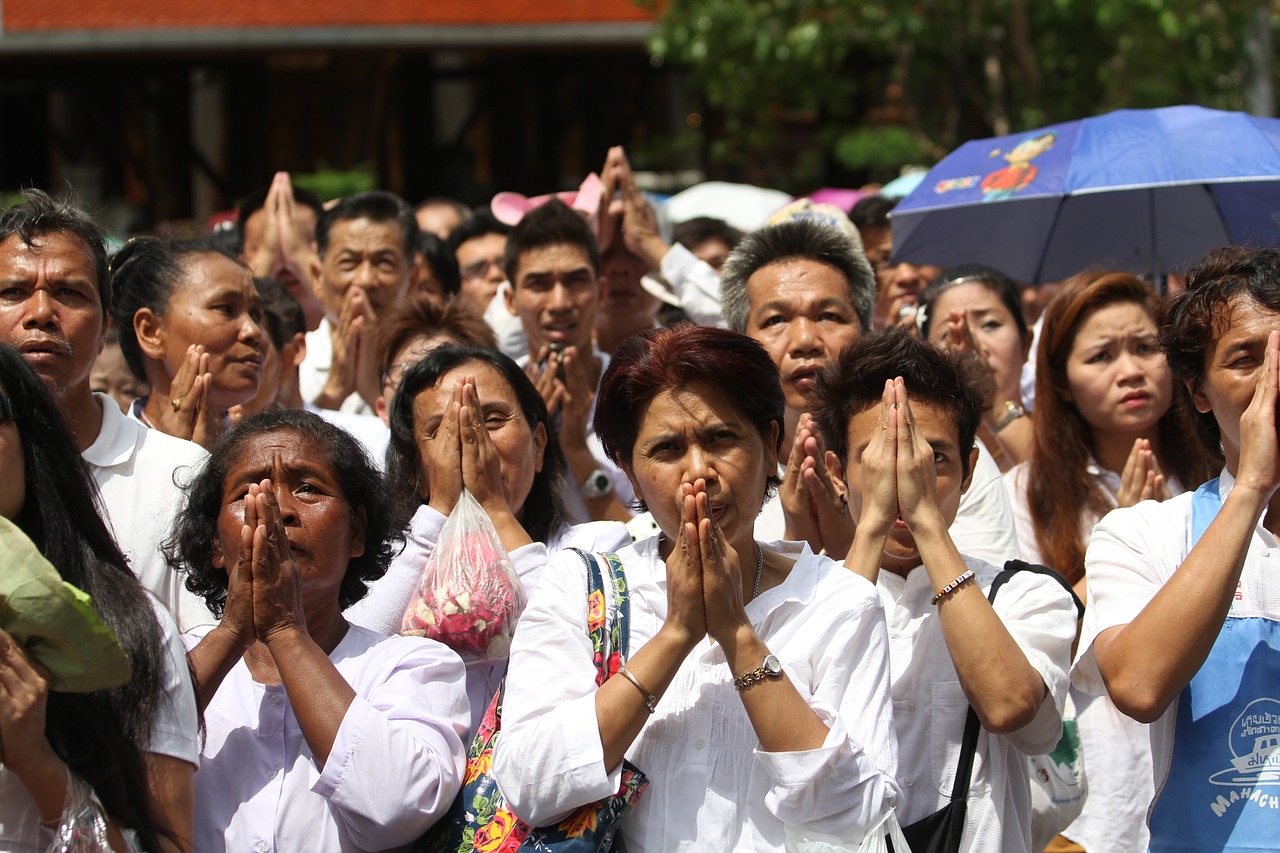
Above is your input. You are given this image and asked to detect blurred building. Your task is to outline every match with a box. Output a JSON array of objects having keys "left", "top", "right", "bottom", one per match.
[{"left": 0, "top": 0, "right": 683, "bottom": 228}]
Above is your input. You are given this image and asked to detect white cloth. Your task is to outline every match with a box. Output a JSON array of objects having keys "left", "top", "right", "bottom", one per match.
[
  {"left": 754, "top": 440, "right": 1020, "bottom": 568},
  {"left": 658, "top": 242, "right": 727, "bottom": 327},
  {"left": 84, "top": 393, "right": 215, "bottom": 631},
  {"left": 880, "top": 556, "right": 1076, "bottom": 853},
  {"left": 493, "top": 537, "right": 900, "bottom": 852},
  {"left": 305, "top": 405, "right": 390, "bottom": 470},
  {"left": 484, "top": 284, "right": 529, "bottom": 361},
  {"left": 345, "top": 504, "right": 631, "bottom": 734},
  {"left": 185, "top": 622, "right": 469, "bottom": 853},
  {"left": 1072, "top": 469, "right": 1280, "bottom": 843},
  {"left": 0, "top": 596, "right": 198, "bottom": 851},
  {"left": 1020, "top": 313, "right": 1044, "bottom": 413},
  {"left": 300, "top": 317, "right": 371, "bottom": 414}
]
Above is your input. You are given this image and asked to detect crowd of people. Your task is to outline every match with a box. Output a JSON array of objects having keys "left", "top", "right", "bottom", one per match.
[{"left": 0, "top": 141, "right": 1276, "bottom": 853}]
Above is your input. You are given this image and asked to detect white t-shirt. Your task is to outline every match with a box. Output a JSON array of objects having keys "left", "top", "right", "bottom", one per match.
[
  {"left": 185, "top": 622, "right": 469, "bottom": 853},
  {"left": 84, "top": 393, "right": 215, "bottom": 631},
  {"left": 1073, "top": 469, "right": 1280, "bottom": 837},
  {"left": 880, "top": 556, "right": 1076, "bottom": 853},
  {"left": 0, "top": 596, "right": 198, "bottom": 851},
  {"left": 494, "top": 537, "right": 901, "bottom": 852}
]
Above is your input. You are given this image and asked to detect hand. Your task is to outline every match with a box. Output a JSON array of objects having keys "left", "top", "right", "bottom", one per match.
[
  {"left": 892, "top": 378, "right": 943, "bottom": 526},
  {"left": 688, "top": 480, "right": 751, "bottom": 646},
  {"left": 458, "top": 377, "right": 513, "bottom": 515},
  {"left": 557, "top": 346, "right": 596, "bottom": 451},
  {"left": 1234, "top": 329, "right": 1280, "bottom": 499},
  {"left": 885, "top": 297, "right": 920, "bottom": 332},
  {"left": 524, "top": 346, "right": 564, "bottom": 419},
  {"left": 246, "top": 481, "right": 307, "bottom": 644},
  {"left": 0, "top": 628, "right": 56, "bottom": 779},
  {"left": 319, "top": 288, "right": 375, "bottom": 408},
  {"left": 1116, "top": 437, "right": 1171, "bottom": 507},
  {"left": 219, "top": 499, "right": 259, "bottom": 650},
  {"left": 796, "top": 415, "right": 854, "bottom": 558},
  {"left": 421, "top": 380, "right": 464, "bottom": 516},
  {"left": 779, "top": 426, "right": 822, "bottom": 549},
  {"left": 157, "top": 345, "right": 218, "bottom": 446},
  {"left": 662, "top": 482, "right": 708, "bottom": 649},
  {"left": 856, "top": 379, "right": 903, "bottom": 536}
]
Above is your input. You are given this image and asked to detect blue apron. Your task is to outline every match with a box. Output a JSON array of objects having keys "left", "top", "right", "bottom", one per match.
[{"left": 1147, "top": 479, "right": 1280, "bottom": 852}]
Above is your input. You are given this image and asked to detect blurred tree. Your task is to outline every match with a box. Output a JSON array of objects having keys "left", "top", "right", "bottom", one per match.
[{"left": 643, "top": 0, "right": 1266, "bottom": 190}]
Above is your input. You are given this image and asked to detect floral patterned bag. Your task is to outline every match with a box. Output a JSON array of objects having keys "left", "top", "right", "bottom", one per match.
[{"left": 422, "top": 548, "right": 649, "bottom": 853}]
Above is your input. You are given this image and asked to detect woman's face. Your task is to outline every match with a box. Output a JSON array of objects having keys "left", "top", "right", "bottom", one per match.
[
  {"left": 0, "top": 387, "right": 24, "bottom": 521},
  {"left": 156, "top": 253, "right": 266, "bottom": 411},
  {"left": 412, "top": 361, "right": 547, "bottom": 518},
  {"left": 927, "top": 281, "right": 1029, "bottom": 401},
  {"left": 624, "top": 380, "right": 778, "bottom": 550},
  {"left": 1064, "top": 301, "right": 1173, "bottom": 439},
  {"left": 214, "top": 428, "right": 364, "bottom": 608}
]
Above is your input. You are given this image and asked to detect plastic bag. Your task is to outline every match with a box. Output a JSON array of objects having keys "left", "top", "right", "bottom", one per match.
[{"left": 400, "top": 489, "right": 527, "bottom": 666}]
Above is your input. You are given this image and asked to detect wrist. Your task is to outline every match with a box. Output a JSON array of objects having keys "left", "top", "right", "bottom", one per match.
[
  {"left": 262, "top": 623, "right": 309, "bottom": 651},
  {"left": 900, "top": 503, "right": 948, "bottom": 536},
  {"left": 656, "top": 621, "right": 702, "bottom": 658}
]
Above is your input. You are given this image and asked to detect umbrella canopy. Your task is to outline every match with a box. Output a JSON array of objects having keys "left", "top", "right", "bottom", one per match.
[
  {"left": 663, "top": 181, "right": 793, "bottom": 233},
  {"left": 891, "top": 105, "right": 1280, "bottom": 283}
]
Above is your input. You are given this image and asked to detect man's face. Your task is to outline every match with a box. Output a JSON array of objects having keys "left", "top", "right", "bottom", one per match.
[
  {"left": 319, "top": 217, "right": 413, "bottom": 317},
  {"left": 0, "top": 232, "right": 105, "bottom": 396},
  {"left": 744, "top": 258, "right": 863, "bottom": 416},
  {"left": 505, "top": 243, "right": 601, "bottom": 356},
  {"left": 455, "top": 233, "right": 507, "bottom": 318},
  {"left": 597, "top": 245, "right": 661, "bottom": 347}
]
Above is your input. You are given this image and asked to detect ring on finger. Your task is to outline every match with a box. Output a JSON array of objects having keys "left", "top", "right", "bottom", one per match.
[{"left": 171, "top": 398, "right": 183, "bottom": 412}]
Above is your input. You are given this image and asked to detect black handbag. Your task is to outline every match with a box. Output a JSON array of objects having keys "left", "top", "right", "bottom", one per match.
[{"left": 890, "top": 560, "right": 1078, "bottom": 853}]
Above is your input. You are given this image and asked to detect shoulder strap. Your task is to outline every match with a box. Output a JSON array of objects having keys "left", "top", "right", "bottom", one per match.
[
  {"left": 996, "top": 558, "right": 1085, "bottom": 619},
  {"left": 570, "top": 548, "right": 630, "bottom": 684}
]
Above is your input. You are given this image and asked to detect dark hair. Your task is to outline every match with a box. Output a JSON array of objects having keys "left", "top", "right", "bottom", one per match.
[
  {"left": 445, "top": 210, "right": 511, "bottom": 259},
  {"left": 374, "top": 294, "right": 498, "bottom": 380},
  {"left": 502, "top": 199, "right": 600, "bottom": 286},
  {"left": 720, "top": 218, "right": 876, "bottom": 334},
  {"left": 0, "top": 189, "right": 111, "bottom": 315},
  {"left": 1028, "top": 271, "right": 1217, "bottom": 585},
  {"left": 417, "top": 230, "right": 462, "bottom": 297},
  {"left": 167, "top": 409, "right": 400, "bottom": 614},
  {"left": 0, "top": 344, "right": 164, "bottom": 851},
  {"left": 385, "top": 345, "right": 568, "bottom": 540},
  {"left": 317, "top": 190, "right": 418, "bottom": 258},
  {"left": 594, "top": 324, "right": 785, "bottom": 508},
  {"left": 254, "top": 277, "right": 306, "bottom": 350},
  {"left": 671, "top": 217, "right": 744, "bottom": 253},
  {"left": 108, "top": 237, "right": 243, "bottom": 381},
  {"left": 1161, "top": 246, "right": 1280, "bottom": 452},
  {"left": 813, "top": 327, "right": 991, "bottom": 482},
  {"left": 235, "top": 181, "right": 325, "bottom": 248},
  {"left": 918, "top": 264, "right": 1030, "bottom": 342},
  {"left": 849, "top": 195, "right": 897, "bottom": 231}
]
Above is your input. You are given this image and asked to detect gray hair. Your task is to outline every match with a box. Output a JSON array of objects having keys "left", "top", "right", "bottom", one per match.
[
  {"left": 720, "top": 218, "right": 875, "bottom": 334},
  {"left": 0, "top": 189, "right": 111, "bottom": 314}
]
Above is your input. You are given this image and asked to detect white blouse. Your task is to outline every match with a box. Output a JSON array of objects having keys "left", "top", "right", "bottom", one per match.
[
  {"left": 185, "top": 623, "right": 470, "bottom": 853},
  {"left": 493, "top": 537, "right": 900, "bottom": 852}
]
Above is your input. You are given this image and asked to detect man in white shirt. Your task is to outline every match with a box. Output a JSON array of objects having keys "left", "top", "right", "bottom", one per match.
[
  {"left": 816, "top": 328, "right": 1076, "bottom": 852},
  {"left": 0, "top": 190, "right": 214, "bottom": 629},
  {"left": 1074, "top": 246, "right": 1280, "bottom": 852}
]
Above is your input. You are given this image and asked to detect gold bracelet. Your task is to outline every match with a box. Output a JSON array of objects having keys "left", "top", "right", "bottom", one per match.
[{"left": 617, "top": 664, "right": 658, "bottom": 714}]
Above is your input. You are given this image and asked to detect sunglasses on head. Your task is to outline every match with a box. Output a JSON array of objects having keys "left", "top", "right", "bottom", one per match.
[{"left": 0, "top": 394, "right": 12, "bottom": 426}]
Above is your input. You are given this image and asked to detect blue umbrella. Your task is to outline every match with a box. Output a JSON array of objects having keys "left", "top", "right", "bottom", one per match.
[{"left": 891, "top": 105, "right": 1280, "bottom": 283}]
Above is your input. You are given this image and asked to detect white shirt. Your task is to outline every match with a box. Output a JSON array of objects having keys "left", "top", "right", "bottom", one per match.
[
  {"left": 754, "top": 440, "right": 1020, "bottom": 568},
  {"left": 1073, "top": 469, "right": 1280, "bottom": 837},
  {"left": 185, "top": 622, "right": 470, "bottom": 853},
  {"left": 304, "top": 404, "right": 390, "bottom": 470},
  {"left": 345, "top": 503, "right": 631, "bottom": 734},
  {"left": 484, "top": 284, "right": 529, "bottom": 361},
  {"left": 300, "top": 317, "right": 371, "bottom": 414},
  {"left": 493, "top": 537, "right": 901, "bottom": 852},
  {"left": 83, "top": 393, "right": 216, "bottom": 631},
  {"left": 658, "top": 242, "right": 727, "bottom": 327},
  {"left": 0, "top": 596, "right": 198, "bottom": 851},
  {"left": 880, "top": 556, "right": 1076, "bottom": 853}
]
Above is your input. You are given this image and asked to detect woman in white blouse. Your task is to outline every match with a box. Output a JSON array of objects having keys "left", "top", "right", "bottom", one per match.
[
  {"left": 492, "top": 324, "right": 900, "bottom": 852},
  {"left": 169, "top": 409, "right": 470, "bottom": 852}
]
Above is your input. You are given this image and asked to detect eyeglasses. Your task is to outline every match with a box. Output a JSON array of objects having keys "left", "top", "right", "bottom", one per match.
[
  {"left": 0, "top": 394, "right": 13, "bottom": 426},
  {"left": 460, "top": 257, "right": 505, "bottom": 280}
]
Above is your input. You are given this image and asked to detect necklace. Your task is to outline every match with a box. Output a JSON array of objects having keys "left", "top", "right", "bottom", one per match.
[{"left": 750, "top": 543, "right": 764, "bottom": 601}]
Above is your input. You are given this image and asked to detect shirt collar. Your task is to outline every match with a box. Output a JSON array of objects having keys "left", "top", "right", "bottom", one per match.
[{"left": 82, "top": 392, "right": 142, "bottom": 468}]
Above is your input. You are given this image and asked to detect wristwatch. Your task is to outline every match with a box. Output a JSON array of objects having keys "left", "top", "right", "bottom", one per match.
[
  {"left": 581, "top": 468, "right": 615, "bottom": 499},
  {"left": 733, "top": 654, "right": 783, "bottom": 690}
]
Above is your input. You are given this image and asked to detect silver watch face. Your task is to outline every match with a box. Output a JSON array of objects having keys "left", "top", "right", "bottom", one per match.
[
  {"left": 583, "top": 469, "right": 614, "bottom": 498},
  {"left": 763, "top": 654, "right": 782, "bottom": 676}
]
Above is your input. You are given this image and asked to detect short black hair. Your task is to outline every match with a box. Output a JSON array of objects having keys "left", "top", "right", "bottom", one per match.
[
  {"left": 167, "top": 408, "right": 402, "bottom": 615},
  {"left": 0, "top": 189, "right": 111, "bottom": 315},
  {"left": 502, "top": 199, "right": 600, "bottom": 286},
  {"left": 849, "top": 195, "right": 897, "bottom": 231},
  {"left": 254, "top": 277, "right": 305, "bottom": 350},
  {"left": 445, "top": 209, "right": 511, "bottom": 259},
  {"left": 235, "top": 181, "right": 325, "bottom": 248},
  {"left": 814, "top": 327, "right": 992, "bottom": 482},
  {"left": 316, "top": 190, "right": 417, "bottom": 258}
]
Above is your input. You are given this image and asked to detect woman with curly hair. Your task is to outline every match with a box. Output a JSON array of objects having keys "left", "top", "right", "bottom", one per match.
[{"left": 168, "top": 408, "right": 469, "bottom": 851}]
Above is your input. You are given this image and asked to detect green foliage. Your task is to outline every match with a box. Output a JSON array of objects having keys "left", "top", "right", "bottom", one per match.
[
  {"left": 291, "top": 163, "right": 376, "bottom": 201},
  {"left": 645, "top": 0, "right": 1268, "bottom": 186}
]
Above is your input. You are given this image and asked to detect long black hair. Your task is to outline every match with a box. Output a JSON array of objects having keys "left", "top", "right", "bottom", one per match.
[
  {"left": 385, "top": 344, "right": 569, "bottom": 543},
  {"left": 0, "top": 344, "right": 164, "bottom": 851}
]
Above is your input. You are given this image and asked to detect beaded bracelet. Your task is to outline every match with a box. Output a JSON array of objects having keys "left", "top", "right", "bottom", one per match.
[
  {"left": 931, "top": 569, "right": 975, "bottom": 605},
  {"left": 617, "top": 664, "right": 658, "bottom": 714}
]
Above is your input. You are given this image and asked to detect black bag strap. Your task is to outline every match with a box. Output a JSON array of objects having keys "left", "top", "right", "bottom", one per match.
[{"left": 946, "top": 558, "right": 1079, "bottom": 804}]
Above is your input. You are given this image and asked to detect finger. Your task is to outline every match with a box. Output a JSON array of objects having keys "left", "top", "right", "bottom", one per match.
[
  {"left": 1120, "top": 438, "right": 1143, "bottom": 490},
  {"left": 244, "top": 481, "right": 260, "bottom": 532}
]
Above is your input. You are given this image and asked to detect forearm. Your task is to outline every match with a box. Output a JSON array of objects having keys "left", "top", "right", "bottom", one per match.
[
  {"left": 842, "top": 521, "right": 890, "bottom": 585},
  {"left": 146, "top": 753, "right": 195, "bottom": 853},
  {"left": 724, "top": 627, "right": 830, "bottom": 753},
  {"left": 596, "top": 627, "right": 692, "bottom": 769},
  {"left": 186, "top": 626, "right": 250, "bottom": 713},
  {"left": 1095, "top": 487, "right": 1263, "bottom": 721},
  {"left": 268, "top": 628, "right": 357, "bottom": 765}
]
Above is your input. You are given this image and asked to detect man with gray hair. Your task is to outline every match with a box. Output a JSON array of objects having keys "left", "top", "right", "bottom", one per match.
[{"left": 722, "top": 214, "right": 1020, "bottom": 567}]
